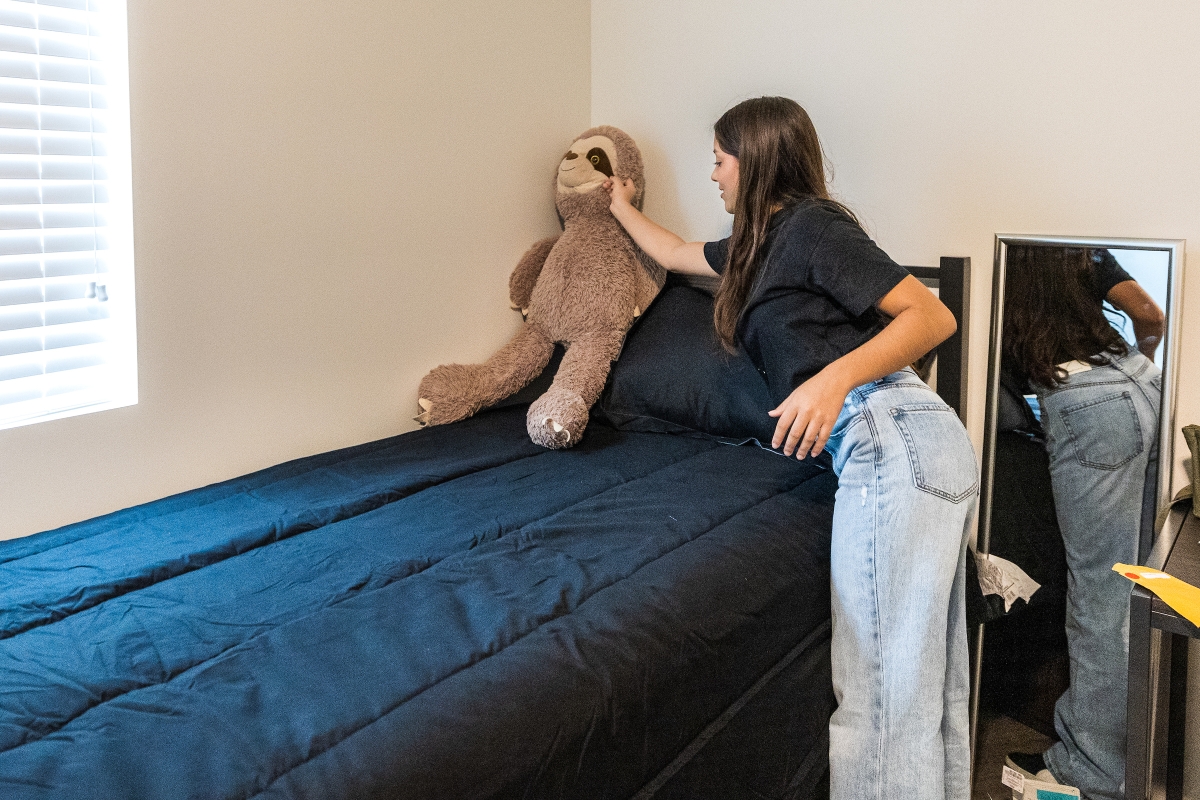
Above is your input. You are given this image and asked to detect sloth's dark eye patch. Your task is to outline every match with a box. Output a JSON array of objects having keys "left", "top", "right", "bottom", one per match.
[{"left": 585, "top": 147, "right": 613, "bottom": 177}]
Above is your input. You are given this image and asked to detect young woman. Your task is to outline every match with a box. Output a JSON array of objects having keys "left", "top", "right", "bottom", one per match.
[
  {"left": 1001, "top": 246, "right": 1163, "bottom": 800},
  {"left": 604, "top": 96, "right": 978, "bottom": 800}
]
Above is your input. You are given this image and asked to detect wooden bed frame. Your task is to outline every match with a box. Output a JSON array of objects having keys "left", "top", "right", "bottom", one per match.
[{"left": 909, "top": 257, "right": 971, "bottom": 421}]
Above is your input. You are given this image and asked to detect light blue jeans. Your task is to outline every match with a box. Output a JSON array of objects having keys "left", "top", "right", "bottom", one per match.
[
  {"left": 822, "top": 369, "right": 978, "bottom": 800},
  {"left": 1038, "top": 350, "right": 1161, "bottom": 800}
]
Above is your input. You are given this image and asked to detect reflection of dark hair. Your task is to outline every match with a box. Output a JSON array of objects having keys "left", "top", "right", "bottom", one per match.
[
  {"left": 712, "top": 96, "right": 857, "bottom": 352},
  {"left": 1002, "top": 245, "right": 1128, "bottom": 387}
]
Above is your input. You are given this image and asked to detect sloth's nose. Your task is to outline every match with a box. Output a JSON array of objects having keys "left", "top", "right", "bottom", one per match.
[{"left": 563, "top": 151, "right": 578, "bottom": 160}]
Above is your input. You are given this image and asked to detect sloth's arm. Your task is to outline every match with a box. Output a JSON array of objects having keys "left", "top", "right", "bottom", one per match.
[{"left": 509, "top": 235, "right": 559, "bottom": 312}]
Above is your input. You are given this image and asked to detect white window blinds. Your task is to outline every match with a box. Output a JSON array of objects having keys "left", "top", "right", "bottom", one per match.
[{"left": 0, "top": 0, "right": 135, "bottom": 432}]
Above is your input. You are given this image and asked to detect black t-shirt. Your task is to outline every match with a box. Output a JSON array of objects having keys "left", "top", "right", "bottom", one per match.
[
  {"left": 704, "top": 200, "right": 909, "bottom": 405},
  {"left": 1091, "top": 249, "right": 1133, "bottom": 301}
]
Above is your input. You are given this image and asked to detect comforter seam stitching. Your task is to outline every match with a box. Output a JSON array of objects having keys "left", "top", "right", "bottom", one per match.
[
  {"left": 0, "top": 450, "right": 555, "bottom": 640},
  {"left": 0, "top": 441, "right": 741, "bottom": 752},
  {"left": 237, "top": 474, "right": 820, "bottom": 800},
  {"left": 0, "top": 435, "right": 425, "bottom": 566}
]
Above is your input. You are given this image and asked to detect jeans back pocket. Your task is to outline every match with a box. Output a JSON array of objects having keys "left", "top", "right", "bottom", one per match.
[
  {"left": 889, "top": 404, "right": 978, "bottom": 503},
  {"left": 1059, "top": 390, "right": 1143, "bottom": 469}
]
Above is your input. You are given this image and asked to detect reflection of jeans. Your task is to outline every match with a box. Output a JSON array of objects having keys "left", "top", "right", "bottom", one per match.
[
  {"left": 1039, "top": 350, "right": 1161, "bottom": 800},
  {"left": 824, "top": 369, "right": 978, "bottom": 800}
]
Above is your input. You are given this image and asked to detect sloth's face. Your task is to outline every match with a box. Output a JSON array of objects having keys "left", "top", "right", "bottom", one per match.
[{"left": 557, "top": 135, "right": 618, "bottom": 192}]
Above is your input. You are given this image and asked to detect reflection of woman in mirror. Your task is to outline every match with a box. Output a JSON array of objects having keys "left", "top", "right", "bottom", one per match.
[{"left": 1001, "top": 245, "right": 1163, "bottom": 800}]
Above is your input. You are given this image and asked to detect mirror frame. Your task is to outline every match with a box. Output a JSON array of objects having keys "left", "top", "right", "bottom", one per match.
[
  {"left": 969, "top": 234, "right": 1186, "bottom": 771},
  {"left": 979, "top": 234, "right": 1186, "bottom": 563}
]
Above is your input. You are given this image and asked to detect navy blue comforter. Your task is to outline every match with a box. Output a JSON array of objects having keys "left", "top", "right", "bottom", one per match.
[{"left": 0, "top": 407, "right": 836, "bottom": 799}]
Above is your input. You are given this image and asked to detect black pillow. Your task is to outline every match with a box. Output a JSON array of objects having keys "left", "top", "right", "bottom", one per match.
[{"left": 595, "top": 280, "right": 777, "bottom": 444}]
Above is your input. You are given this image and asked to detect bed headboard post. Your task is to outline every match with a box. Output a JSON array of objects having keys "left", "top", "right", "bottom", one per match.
[
  {"left": 907, "top": 257, "right": 971, "bottom": 421},
  {"left": 937, "top": 256, "right": 970, "bottom": 421}
]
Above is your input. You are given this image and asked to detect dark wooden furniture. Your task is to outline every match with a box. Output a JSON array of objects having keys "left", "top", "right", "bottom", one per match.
[
  {"left": 909, "top": 257, "right": 970, "bottom": 420},
  {"left": 1126, "top": 499, "right": 1199, "bottom": 800}
]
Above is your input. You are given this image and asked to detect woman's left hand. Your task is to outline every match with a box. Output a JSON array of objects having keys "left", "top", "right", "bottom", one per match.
[{"left": 768, "top": 368, "right": 851, "bottom": 459}]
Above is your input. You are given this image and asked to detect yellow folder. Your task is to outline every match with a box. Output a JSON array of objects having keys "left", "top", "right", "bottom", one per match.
[{"left": 1114, "top": 564, "right": 1200, "bottom": 627}]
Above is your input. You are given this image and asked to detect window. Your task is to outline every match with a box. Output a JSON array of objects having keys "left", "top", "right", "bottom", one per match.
[{"left": 0, "top": 0, "right": 135, "bottom": 431}]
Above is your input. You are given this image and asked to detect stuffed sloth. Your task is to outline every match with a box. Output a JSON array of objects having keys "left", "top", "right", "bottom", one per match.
[{"left": 415, "top": 125, "right": 665, "bottom": 449}]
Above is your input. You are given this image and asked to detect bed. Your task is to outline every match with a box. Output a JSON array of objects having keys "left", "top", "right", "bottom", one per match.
[{"left": 0, "top": 262, "right": 969, "bottom": 800}]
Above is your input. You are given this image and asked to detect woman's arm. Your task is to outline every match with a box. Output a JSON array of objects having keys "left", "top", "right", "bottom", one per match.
[
  {"left": 605, "top": 178, "right": 717, "bottom": 277},
  {"left": 770, "top": 275, "right": 957, "bottom": 458},
  {"left": 1107, "top": 279, "right": 1165, "bottom": 360}
]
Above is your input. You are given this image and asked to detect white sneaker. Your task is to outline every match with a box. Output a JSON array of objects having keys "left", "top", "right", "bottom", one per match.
[
  {"left": 1005, "top": 752, "right": 1060, "bottom": 799},
  {"left": 1005, "top": 752, "right": 1059, "bottom": 784}
]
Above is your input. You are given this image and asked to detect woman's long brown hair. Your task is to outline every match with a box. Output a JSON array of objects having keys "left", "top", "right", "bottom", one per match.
[
  {"left": 1001, "top": 245, "right": 1128, "bottom": 387},
  {"left": 712, "top": 96, "right": 856, "bottom": 351}
]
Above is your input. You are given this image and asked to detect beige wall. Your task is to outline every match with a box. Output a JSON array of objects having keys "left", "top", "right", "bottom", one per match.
[
  {"left": 0, "top": 0, "right": 591, "bottom": 539},
  {"left": 591, "top": 0, "right": 1199, "bottom": 794}
]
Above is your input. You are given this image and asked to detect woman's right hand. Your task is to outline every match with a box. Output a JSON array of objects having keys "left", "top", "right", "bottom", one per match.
[
  {"left": 604, "top": 177, "right": 637, "bottom": 212},
  {"left": 601, "top": 178, "right": 717, "bottom": 278}
]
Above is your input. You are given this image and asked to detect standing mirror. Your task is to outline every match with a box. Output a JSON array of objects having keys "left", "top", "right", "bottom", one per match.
[{"left": 970, "top": 235, "right": 1185, "bottom": 797}]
